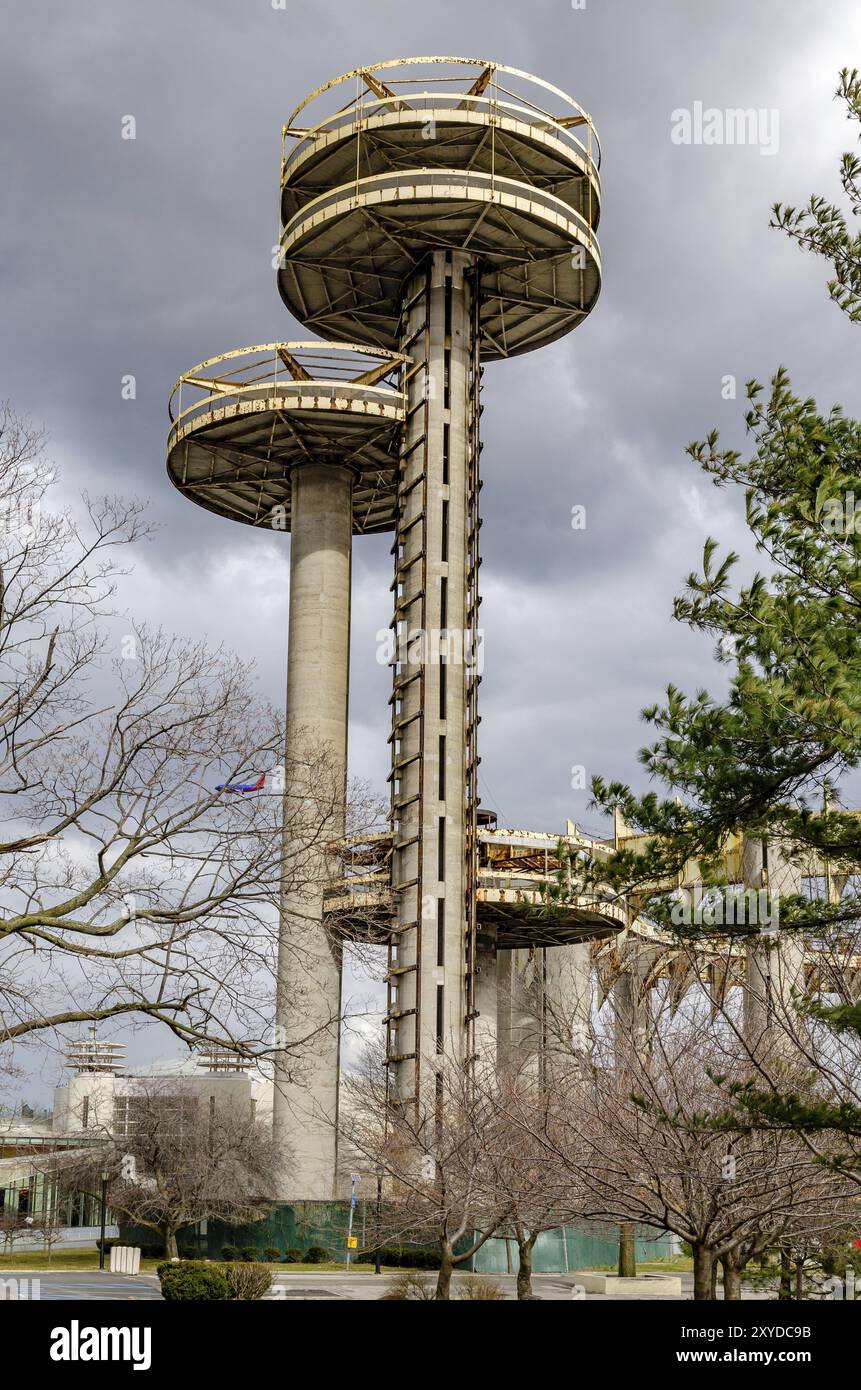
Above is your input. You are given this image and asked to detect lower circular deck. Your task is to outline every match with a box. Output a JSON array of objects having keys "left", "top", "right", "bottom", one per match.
[
  {"left": 324, "top": 827, "right": 625, "bottom": 948},
  {"left": 324, "top": 887, "right": 624, "bottom": 948},
  {"left": 166, "top": 343, "right": 405, "bottom": 534}
]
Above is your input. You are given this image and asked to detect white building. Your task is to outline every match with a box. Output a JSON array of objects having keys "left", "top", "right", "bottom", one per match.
[{"left": 1, "top": 1036, "right": 274, "bottom": 1249}]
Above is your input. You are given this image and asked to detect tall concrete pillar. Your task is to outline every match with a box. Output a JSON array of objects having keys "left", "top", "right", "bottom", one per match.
[
  {"left": 473, "top": 925, "right": 499, "bottom": 1058},
  {"left": 496, "top": 948, "right": 513, "bottom": 1072},
  {"left": 498, "top": 943, "right": 592, "bottom": 1072},
  {"left": 273, "top": 462, "right": 352, "bottom": 1199},
  {"left": 389, "top": 250, "right": 475, "bottom": 1109},
  {"left": 496, "top": 947, "right": 543, "bottom": 1077},
  {"left": 544, "top": 942, "right": 592, "bottom": 1055},
  {"left": 742, "top": 834, "right": 806, "bottom": 1053},
  {"left": 613, "top": 957, "right": 652, "bottom": 1065}
]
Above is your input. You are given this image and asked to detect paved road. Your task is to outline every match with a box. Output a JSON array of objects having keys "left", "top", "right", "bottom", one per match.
[
  {"left": 0, "top": 1270, "right": 696, "bottom": 1301},
  {"left": 1, "top": 1271, "right": 162, "bottom": 1301}
]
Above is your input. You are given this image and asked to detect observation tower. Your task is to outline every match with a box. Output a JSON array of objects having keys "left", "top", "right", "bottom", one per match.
[{"left": 168, "top": 58, "right": 616, "bottom": 1203}]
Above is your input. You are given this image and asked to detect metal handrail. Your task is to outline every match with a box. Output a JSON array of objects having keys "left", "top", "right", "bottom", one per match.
[
  {"left": 167, "top": 342, "right": 408, "bottom": 428},
  {"left": 283, "top": 56, "right": 601, "bottom": 166},
  {"left": 282, "top": 91, "right": 600, "bottom": 187},
  {"left": 279, "top": 168, "right": 602, "bottom": 259}
]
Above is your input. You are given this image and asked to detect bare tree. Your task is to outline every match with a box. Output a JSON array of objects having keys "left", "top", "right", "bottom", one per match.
[
  {"left": 0, "top": 1206, "right": 31, "bottom": 1257},
  {"left": 0, "top": 402, "right": 380, "bottom": 1072},
  {"left": 471, "top": 1067, "right": 581, "bottom": 1298},
  {"left": 541, "top": 995, "right": 854, "bottom": 1299},
  {"left": 71, "top": 1077, "right": 280, "bottom": 1258},
  {"left": 340, "top": 1046, "right": 509, "bottom": 1299},
  {"left": 28, "top": 1205, "right": 64, "bottom": 1265}
]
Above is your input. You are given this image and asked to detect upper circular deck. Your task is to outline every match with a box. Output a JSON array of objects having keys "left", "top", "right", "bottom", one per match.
[
  {"left": 277, "top": 58, "right": 601, "bottom": 359},
  {"left": 166, "top": 342, "right": 406, "bottom": 534}
]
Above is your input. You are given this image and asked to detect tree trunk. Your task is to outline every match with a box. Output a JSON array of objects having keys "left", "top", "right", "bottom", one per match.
[
  {"left": 778, "top": 1248, "right": 792, "bottom": 1300},
  {"left": 692, "top": 1245, "right": 715, "bottom": 1300},
  {"left": 164, "top": 1227, "right": 179, "bottom": 1260},
  {"left": 435, "top": 1242, "right": 454, "bottom": 1300},
  {"left": 618, "top": 1223, "right": 637, "bottom": 1278},
  {"left": 722, "top": 1258, "right": 743, "bottom": 1301},
  {"left": 794, "top": 1259, "right": 804, "bottom": 1301},
  {"left": 516, "top": 1236, "right": 535, "bottom": 1299}
]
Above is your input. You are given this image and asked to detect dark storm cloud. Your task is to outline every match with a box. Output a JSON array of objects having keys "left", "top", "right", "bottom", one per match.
[{"left": 3, "top": 0, "right": 861, "bottom": 1090}]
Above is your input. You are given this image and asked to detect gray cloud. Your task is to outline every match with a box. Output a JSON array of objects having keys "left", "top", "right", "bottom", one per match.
[{"left": 4, "top": 0, "right": 861, "bottom": 1098}]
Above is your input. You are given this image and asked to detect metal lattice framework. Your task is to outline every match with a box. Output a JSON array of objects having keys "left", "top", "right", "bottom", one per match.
[
  {"left": 323, "top": 826, "right": 628, "bottom": 948},
  {"left": 278, "top": 57, "right": 601, "bottom": 357},
  {"left": 167, "top": 341, "right": 407, "bottom": 532}
]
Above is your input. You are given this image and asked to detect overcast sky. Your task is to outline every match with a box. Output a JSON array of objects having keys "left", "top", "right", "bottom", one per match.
[{"left": 3, "top": 0, "right": 860, "bottom": 1097}]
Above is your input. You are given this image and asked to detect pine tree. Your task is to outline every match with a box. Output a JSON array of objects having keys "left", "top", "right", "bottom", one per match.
[
  {"left": 550, "top": 71, "right": 861, "bottom": 1156},
  {"left": 550, "top": 69, "right": 861, "bottom": 934}
]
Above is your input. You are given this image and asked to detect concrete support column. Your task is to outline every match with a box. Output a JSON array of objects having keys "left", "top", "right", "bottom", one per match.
[
  {"left": 496, "top": 948, "right": 513, "bottom": 1072},
  {"left": 390, "top": 250, "right": 474, "bottom": 1108},
  {"left": 273, "top": 462, "right": 352, "bottom": 1199},
  {"left": 544, "top": 942, "right": 592, "bottom": 1055},
  {"left": 613, "top": 958, "right": 651, "bottom": 1065},
  {"left": 473, "top": 926, "right": 499, "bottom": 1058},
  {"left": 500, "top": 947, "right": 543, "bottom": 1077},
  {"left": 742, "top": 834, "right": 806, "bottom": 1054},
  {"left": 498, "top": 944, "right": 592, "bottom": 1072}
]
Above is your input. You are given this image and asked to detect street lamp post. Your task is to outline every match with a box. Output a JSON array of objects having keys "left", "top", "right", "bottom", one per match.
[
  {"left": 374, "top": 1171, "right": 382, "bottom": 1275},
  {"left": 98, "top": 1169, "right": 108, "bottom": 1270},
  {"left": 345, "top": 1173, "right": 359, "bottom": 1267}
]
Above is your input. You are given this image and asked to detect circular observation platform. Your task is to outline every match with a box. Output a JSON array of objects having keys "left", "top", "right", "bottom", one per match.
[
  {"left": 277, "top": 58, "right": 601, "bottom": 359},
  {"left": 322, "top": 827, "right": 626, "bottom": 948},
  {"left": 167, "top": 342, "right": 406, "bottom": 534}
]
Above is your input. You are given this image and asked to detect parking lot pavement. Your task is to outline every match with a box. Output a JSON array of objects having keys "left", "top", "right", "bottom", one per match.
[
  {"left": 1, "top": 1269, "right": 695, "bottom": 1301},
  {"left": 1, "top": 1271, "right": 163, "bottom": 1301}
]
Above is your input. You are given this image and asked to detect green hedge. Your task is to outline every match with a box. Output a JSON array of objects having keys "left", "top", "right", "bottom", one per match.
[
  {"left": 156, "top": 1260, "right": 273, "bottom": 1301},
  {"left": 367, "top": 1247, "right": 441, "bottom": 1270},
  {"left": 157, "top": 1262, "right": 231, "bottom": 1301}
]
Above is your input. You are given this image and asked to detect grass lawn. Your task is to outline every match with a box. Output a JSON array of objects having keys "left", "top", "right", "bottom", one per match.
[
  {"left": 0, "top": 1247, "right": 108, "bottom": 1271},
  {"left": 584, "top": 1256, "right": 693, "bottom": 1274}
]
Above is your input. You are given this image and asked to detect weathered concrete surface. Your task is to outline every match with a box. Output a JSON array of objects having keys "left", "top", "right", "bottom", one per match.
[{"left": 273, "top": 462, "right": 353, "bottom": 1200}]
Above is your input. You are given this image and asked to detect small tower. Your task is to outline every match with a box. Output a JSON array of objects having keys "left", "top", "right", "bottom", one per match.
[{"left": 65, "top": 1026, "right": 126, "bottom": 1075}]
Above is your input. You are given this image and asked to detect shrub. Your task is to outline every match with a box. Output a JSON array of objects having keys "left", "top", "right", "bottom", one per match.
[
  {"left": 95, "top": 1238, "right": 118, "bottom": 1255},
  {"left": 283, "top": 1248, "right": 304, "bottom": 1263},
  {"left": 157, "top": 1261, "right": 230, "bottom": 1302},
  {"left": 263, "top": 1246, "right": 281, "bottom": 1263},
  {"left": 220, "top": 1244, "right": 239, "bottom": 1262},
  {"left": 241, "top": 1246, "right": 259, "bottom": 1263},
  {"left": 223, "top": 1262, "right": 272, "bottom": 1301},
  {"left": 380, "top": 1270, "right": 436, "bottom": 1301},
  {"left": 371, "top": 1247, "right": 441, "bottom": 1270},
  {"left": 303, "top": 1246, "right": 328, "bottom": 1264},
  {"left": 458, "top": 1276, "right": 506, "bottom": 1300}
]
